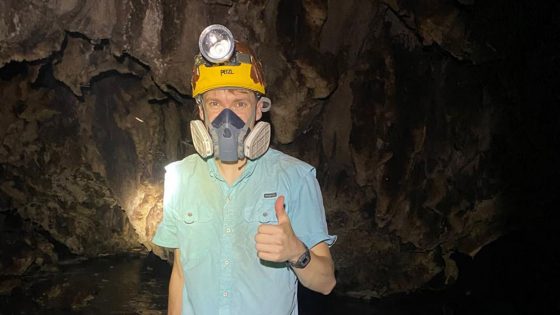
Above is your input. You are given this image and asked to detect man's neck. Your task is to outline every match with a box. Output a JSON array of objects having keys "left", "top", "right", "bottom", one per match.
[{"left": 216, "top": 158, "right": 247, "bottom": 186}]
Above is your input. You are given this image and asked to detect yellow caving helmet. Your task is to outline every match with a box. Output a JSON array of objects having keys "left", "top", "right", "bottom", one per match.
[{"left": 191, "top": 25, "right": 266, "bottom": 98}]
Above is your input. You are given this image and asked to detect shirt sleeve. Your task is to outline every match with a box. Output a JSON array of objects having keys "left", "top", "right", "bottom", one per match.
[
  {"left": 152, "top": 165, "right": 180, "bottom": 248},
  {"left": 288, "top": 167, "right": 337, "bottom": 249}
]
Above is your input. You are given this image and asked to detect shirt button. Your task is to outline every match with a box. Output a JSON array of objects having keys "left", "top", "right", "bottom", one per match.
[
  {"left": 224, "top": 260, "right": 230, "bottom": 265},
  {"left": 187, "top": 212, "right": 193, "bottom": 217},
  {"left": 262, "top": 212, "right": 268, "bottom": 217},
  {"left": 223, "top": 291, "right": 229, "bottom": 297},
  {"left": 225, "top": 228, "right": 231, "bottom": 233}
]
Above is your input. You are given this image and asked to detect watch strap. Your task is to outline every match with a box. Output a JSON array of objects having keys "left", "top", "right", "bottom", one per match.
[{"left": 288, "top": 243, "right": 311, "bottom": 269}]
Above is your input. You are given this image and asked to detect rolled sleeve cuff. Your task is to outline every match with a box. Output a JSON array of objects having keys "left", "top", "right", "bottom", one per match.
[
  {"left": 300, "top": 233, "right": 337, "bottom": 249},
  {"left": 152, "top": 228, "right": 179, "bottom": 249}
]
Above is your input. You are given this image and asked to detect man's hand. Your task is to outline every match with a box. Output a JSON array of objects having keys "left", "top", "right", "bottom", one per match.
[{"left": 255, "top": 195, "right": 306, "bottom": 263}]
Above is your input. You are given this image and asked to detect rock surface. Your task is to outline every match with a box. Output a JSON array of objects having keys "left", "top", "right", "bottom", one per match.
[{"left": 1, "top": 0, "right": 558, "bottom": 297}]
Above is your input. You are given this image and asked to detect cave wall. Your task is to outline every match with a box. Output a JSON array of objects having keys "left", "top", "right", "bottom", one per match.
[{"left": 1, "top": 0, "right": 558, "bottom": 297}]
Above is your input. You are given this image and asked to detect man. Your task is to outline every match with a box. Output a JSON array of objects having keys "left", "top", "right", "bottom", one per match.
[{"left": 152, "top": 25, "right": 336, "bottom": 315}]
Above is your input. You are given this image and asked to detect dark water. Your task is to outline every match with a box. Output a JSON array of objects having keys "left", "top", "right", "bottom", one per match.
[
  {"left": 1, "top": 253, "right": 170, "bottom": 314},
  {"left": 1, "top": 228, "right": 559, "bottom": 314}
]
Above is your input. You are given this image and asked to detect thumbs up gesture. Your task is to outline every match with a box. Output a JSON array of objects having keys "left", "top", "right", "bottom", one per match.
[{"left": 255, "top": 195, "right": 306, "bottom": 263}]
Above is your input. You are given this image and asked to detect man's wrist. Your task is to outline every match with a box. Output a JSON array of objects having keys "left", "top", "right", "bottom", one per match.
[
  {"left": 288, "top": 241, "right": 306, "bottom": 263},
  {"left": 288, "top": 241, "right": 311, "bottom": 269}
]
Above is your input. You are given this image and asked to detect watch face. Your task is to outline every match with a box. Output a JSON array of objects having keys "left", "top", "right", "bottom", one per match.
[
  {"left": 291, "top": 248, "right": 311, "bottom": 268},
  {"left": 300, "top": 254, "right": 310, "bottom": 267}
]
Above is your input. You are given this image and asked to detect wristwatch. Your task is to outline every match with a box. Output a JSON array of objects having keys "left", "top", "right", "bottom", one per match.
[{"left": 288, "top": 243, "right": 311, "bottom": 269}]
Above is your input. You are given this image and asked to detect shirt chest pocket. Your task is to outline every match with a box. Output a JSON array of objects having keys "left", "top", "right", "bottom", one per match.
[
  {"left": 176, "top": 206, "right": 215, "bottom": 266},
  {"left": 244, "top": 199, "right": 278, "bottom": 223},
  {"left": 179, "top": 207, "right": 214, "bottom": 224}
]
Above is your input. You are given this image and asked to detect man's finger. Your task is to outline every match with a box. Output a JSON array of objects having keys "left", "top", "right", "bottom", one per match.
[
  {"left": 257, "top": 224, "right": 281, "bottom": 235},
  {"left": 255, "top": 233, "right": 281, "bottom": 245},
  {"left": 256, "top": 243, "right": 280, "bottom": 254},
  {"left": 257, "top": 250, "right": 284, "bottom": 262},
  {"left": 275, "top": 195, "right": 288, "bottom": 224}
]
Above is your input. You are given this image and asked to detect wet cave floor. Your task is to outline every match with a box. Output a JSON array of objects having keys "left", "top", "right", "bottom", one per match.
[{"left": 1, "top": 227, "right": 559, "bottom": 315}]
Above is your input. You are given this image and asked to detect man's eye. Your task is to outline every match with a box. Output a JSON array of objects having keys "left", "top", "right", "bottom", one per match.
[
  {"left": 235, "top": 102, "right": 248, "bottom": 108},
  {"left": 207, "top": 102, "right": 220, "bottom": 108}
]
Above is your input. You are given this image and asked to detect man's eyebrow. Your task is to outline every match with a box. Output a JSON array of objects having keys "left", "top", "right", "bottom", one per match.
[
  {"left": 203, "top": 93, "right": 254, "bottom": 103},
  {"left": 231, "top": 97, "right": 252, "bottom": 102}
]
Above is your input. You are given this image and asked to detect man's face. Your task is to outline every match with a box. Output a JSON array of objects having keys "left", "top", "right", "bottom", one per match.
[{"left": 199, "top": 89, "right": 263, "bottom": 127}]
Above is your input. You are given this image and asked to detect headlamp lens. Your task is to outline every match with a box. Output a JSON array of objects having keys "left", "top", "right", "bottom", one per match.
[{"left": 199, "top": 24, "right": 235, "bottom": 63}]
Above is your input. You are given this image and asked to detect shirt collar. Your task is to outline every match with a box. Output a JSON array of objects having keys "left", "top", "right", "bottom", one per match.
[{"left": 206, "top": 157, "right": 258, "bottom": 186}]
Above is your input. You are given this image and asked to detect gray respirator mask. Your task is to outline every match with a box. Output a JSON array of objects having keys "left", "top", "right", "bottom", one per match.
[{"left": 190, "top": 108, "right": 271, "bottom": 162}]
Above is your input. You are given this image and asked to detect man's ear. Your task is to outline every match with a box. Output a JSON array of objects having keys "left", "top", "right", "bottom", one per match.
[
  {"left": 255, "top": 99, "right": 264, "bottom": 121},
  {"left": 198, "top": 104, "right": 204, "bottom": 121}
]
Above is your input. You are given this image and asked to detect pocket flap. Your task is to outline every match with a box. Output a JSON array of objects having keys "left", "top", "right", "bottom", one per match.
[{"left": 244, "top": 199, "right": 278, "bottom": 223}]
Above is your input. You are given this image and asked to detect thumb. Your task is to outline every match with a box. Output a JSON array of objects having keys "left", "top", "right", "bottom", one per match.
[{"left": 274, "top": 195, "right": 288, "bottom": 224}]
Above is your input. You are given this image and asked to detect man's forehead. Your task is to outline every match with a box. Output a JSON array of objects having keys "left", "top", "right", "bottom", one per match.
[{"left": 204, "top": 88, "right": 255, "bottom": 99}]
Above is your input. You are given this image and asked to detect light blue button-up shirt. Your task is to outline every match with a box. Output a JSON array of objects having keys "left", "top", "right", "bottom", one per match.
[{"left": 153, "top": 149, "right": 336, "bottom": 315}]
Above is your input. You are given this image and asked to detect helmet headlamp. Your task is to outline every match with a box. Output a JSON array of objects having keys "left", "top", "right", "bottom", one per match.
[
  {"left": 199, "top": 24, "right": 235, "bottom": 64},
  {"left": 191, "top": 24, "right": 267, "bottom": 97}
]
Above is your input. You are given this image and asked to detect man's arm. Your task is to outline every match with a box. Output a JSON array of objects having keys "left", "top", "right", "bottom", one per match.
[
  {"left": 168, "top": 249, "right": 184, "bottom": 315},
  {"left": 291, "top": 242, "right": 336, "bottom": 294},
  {"left": 255, "top": 196, "right": 336, "bottom": 295}
]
